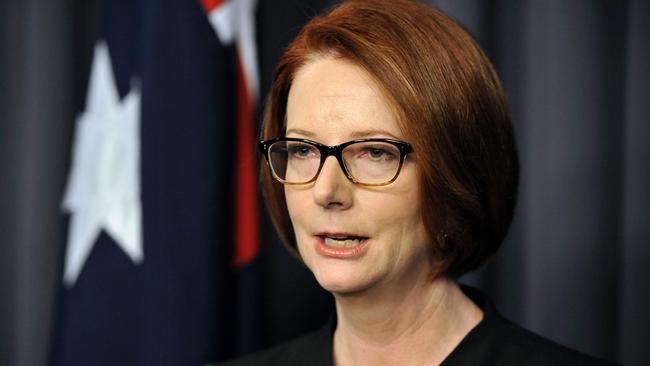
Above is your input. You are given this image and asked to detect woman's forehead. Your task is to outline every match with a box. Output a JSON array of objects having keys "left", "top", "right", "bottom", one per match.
[{"left": 286, "top": 58, "right": 403, "bottom": 141}]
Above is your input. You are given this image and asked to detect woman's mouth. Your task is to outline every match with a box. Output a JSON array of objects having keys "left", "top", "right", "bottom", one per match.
[
  {"left": 315, "top": 234, "right": 370, "bottom": 258},
  {"left": 323, "top": 236, "right": 365, "bottom": 248}
]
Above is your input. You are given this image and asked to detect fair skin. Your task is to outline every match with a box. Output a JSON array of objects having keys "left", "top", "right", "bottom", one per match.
[{"left": 284, "top": 57, "right": 483, "bottom": 366}]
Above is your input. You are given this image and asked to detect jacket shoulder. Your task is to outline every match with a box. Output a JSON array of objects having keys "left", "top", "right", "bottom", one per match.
[
  {"left": 446, "top": 286, "right": 618, "bottom": 366},
  {"left": 458, "top": 316, "right": 617, "bottom": 366}
]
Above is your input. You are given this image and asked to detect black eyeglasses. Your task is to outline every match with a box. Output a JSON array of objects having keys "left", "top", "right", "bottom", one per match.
[{"left": 259, "top": 137, "right": 413, "bottom": 186}]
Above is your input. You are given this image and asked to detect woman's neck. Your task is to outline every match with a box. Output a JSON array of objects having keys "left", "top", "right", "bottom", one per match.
[{"left": 332, "top": 277, "right": 483, "bottom": 366}]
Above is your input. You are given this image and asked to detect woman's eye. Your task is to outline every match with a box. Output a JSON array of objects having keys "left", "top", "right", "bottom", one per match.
[
  {"left": 369, "top": 148, "right": 386, "bottom": 158},
  {"left": 361, "top": 147, "right": 396, "bottom": 161},
  {"left": 289, "top": 144, "right": 316, "bottom": 158}
]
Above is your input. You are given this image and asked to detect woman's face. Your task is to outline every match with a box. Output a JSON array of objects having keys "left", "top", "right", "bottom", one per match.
[{"left": 284, "top": 57, "right": 431, "bottom": 296}]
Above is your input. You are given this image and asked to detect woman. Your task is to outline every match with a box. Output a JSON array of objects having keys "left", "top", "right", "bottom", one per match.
[{"left": 220, "top": 0, "right": 614, "bottom": 365}]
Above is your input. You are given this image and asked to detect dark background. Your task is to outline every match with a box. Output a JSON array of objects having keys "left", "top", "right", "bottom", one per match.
[{"left": 1, "top": 0, "right": 648, "bottom": 365}]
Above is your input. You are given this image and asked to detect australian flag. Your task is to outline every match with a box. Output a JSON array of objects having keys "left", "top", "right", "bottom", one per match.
[{"left": 51, "top": 0, "right": 260, "bottom": 364}]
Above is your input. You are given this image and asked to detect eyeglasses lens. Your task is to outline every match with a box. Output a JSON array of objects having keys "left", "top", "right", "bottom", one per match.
[
  {"left": 342, "top": 141, "right": 401, "bottom": 185},
  {"left": 268, "top": 141, "right": 320, "bottom": 183},
  {"left": 268, "top": 140, "right": 402, "bottom": 185}
]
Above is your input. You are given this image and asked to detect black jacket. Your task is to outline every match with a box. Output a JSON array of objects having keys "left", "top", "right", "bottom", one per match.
[{"left": 214, "top": 287, "right": 615, "bottom": 366}]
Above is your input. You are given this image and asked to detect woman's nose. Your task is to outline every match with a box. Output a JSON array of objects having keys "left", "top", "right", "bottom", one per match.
[{"left": 312, "top": 156, "right": 353, "bottom": 210}]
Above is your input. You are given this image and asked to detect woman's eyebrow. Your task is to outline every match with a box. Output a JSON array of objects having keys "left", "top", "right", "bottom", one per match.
[
  {"left": 285, "top": 128, "right": 315, "bottom": 137},
  {"left": 285, "top": 128, "right": 401, "bottom": 140},
  {"left": 348, "top": 129, "right": 401, "bottom": 140}
]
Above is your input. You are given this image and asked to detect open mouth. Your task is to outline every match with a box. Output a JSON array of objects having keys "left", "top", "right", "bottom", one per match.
[
  {"left": 315, "top": 233, "right": 371, "bottom": 258},
  {"left": 319, "top": 235, "right": 368, "bottom": 248}
]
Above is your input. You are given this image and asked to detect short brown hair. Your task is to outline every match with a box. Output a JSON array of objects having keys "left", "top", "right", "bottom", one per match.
[{"left": 260, "top": 0, "right": 519, "bottom": 278}]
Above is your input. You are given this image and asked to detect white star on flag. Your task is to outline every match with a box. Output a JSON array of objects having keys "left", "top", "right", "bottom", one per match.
[{"left": 61, "top": 41, "right": 143, "bottom": 287}]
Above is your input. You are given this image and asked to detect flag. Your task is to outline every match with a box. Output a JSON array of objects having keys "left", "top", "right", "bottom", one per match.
[
  {"left": 201, "top": 0, "right": 261, "bottom": 355},
  {"left": 51, "top": 0, "right": 258, "bottom": 364},
  {"left": 203, "top": 0, "right": 260, "bottom": 269}
]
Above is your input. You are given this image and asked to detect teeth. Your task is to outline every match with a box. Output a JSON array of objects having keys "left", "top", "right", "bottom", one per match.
[{"left": 324, "top": 237, "right": 363, "bottom": 248}]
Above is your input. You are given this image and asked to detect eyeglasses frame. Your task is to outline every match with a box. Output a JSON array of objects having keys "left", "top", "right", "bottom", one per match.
[{"left": 258, "top": 137, "right": 413, "bottom": 187}]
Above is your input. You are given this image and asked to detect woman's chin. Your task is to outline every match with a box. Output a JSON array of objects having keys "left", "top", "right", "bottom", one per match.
[{"left": 311, "top": 268, "right": 375, "bottom": 296}]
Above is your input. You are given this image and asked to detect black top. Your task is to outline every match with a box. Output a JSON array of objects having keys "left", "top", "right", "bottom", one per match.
[{"left": 214, "top": 287, "right": 616, "bottom": 366}]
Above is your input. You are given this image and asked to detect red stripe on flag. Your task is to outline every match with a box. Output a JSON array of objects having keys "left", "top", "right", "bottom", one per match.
[
  {"left": 201, "top": 0, "right": 224, "bottom": 13},
  {"left": 233, "top": 53, "right": 259, "bottom": 267}
]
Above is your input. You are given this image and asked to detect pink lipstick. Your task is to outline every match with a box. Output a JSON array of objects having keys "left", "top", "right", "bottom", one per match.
[{"left": 314, "top": 235, "right": 370, "bottom": 259}]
